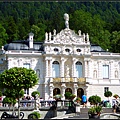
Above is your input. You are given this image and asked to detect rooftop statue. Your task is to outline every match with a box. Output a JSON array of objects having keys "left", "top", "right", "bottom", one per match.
[{"left": 64, "top": 13, "right": 69, "bottom": 29}]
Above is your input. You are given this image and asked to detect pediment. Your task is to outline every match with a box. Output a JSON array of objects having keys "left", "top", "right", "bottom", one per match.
[{"left": 53, "top": 28, "right": 84, "bottom": 44}]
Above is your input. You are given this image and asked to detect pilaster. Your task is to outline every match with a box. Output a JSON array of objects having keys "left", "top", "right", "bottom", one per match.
[
  {"left": 61, "top": 57, "right": 65, "bottom": 77},
  {"left": 110, "top": 60, "right": 114, "bottom": 79},
  {"left": 98, "top": 60, "right": 102, "bottom": 79},
  {"left": 72, "top": 58, "right": 77, "bottom": 77}
]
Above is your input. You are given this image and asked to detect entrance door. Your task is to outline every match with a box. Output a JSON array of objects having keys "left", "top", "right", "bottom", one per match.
[
  {"left": 53, "top": 88, "right": 60, "bottom": 96},
  {"left": 77, "top": 88, "right": 84, "bottom": 98}
]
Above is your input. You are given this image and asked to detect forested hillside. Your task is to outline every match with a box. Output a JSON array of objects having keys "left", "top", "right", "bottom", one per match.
[{"left": 0, "top": 1, "right": 120, "bottom": 52}]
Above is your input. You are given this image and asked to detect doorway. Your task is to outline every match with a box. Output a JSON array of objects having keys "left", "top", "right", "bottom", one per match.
[
  {"left": 77, "top": 88, "right": 84, "bottom": 98},
  {"left": 53, "top": 88, "right": 60, "bottom": 96}
]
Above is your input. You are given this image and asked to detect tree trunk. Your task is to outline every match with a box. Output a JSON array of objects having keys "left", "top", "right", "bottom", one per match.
[{"left": 18, "top": 98, "right": 20, "bottom": 119}]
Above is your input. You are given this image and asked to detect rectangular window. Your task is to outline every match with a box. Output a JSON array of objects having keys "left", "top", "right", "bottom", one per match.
[
  {"left": 23, "top": 63, "right": 30, "bottom": 69},
  {"left": 76, "top": 65, "right": 82, "bottom": 78},
  {"left": 104, "top": 87, "right": 109, "bottom": 93},
  {"left": 52, "top": 64, "right": 60, "bottom": 78},
  {"left": 102, "top": 65, "right": 109, "bottom": 79}
]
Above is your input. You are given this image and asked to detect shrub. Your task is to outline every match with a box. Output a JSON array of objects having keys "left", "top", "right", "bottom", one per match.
[
  {"left": 88, "top": 95, "right": 101, "bottom": 106},
  {"left": 31, "top": 91, "right": 40, "bottom": 99},
  {"left": 104, "top": 91, "right": 112, "bottom": 98},
  {"left": 64, "top": 92, "right": 76, "bottom": 100},
  {"left": 28, "top": 111, "right": 41, "bottom": 119},
  {"left": 88, "top": 106, "right": 102, "bottom": 114},
  {"left": 74, "top": 97, "right": 81, "bottom": 103},
  {"left": 53, "top": 94, "right": 62, "bottom": 100},
  {"left": 2, "top": 97, "right": 17, "bottom": 105},
  {"left": 64, "top": 92, "right": 72, "bottom": 99}
]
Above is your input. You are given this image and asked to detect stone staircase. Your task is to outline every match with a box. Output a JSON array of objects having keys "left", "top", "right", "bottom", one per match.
[{"left": 63, "top": 107, "right": 113, "bottom": 119}]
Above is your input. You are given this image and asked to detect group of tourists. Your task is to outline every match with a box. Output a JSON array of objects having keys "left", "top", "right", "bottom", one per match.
[{"left": 81, "top": 94, "right": 120, "bottom": 113}]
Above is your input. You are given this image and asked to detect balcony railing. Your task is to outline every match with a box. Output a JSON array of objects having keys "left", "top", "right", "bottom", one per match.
[{"left": 52, "top": 77, "right": 86, "bottom": 83}]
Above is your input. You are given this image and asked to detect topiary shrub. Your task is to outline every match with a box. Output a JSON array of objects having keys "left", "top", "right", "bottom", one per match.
[
  {"left": 104, "top": 91, "right": 112, "bottom": 98},
  {"left": 31, "top": 91, "right": 40, "bottom": 99},
  {"left": 28, "top": 111, "right": 41, "bottom": 119},
  {"left": 88, "top": 95, "right": 101, "bottom": 106},
  {"left": 64, "top": 92, "right": 72, "bottom": 99}
]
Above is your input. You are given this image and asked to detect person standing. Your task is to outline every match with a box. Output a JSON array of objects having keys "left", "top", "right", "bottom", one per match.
[
  {"left": 112, "top": 98, "right": 118, "bottom": 113},
  {"left": 82, "top": 94, "right": 87, "bottom": 108}
]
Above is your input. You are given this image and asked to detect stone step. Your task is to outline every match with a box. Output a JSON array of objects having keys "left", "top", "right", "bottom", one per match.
[{"left": 79, "top": 107, "right": 113, "bottom": 113}]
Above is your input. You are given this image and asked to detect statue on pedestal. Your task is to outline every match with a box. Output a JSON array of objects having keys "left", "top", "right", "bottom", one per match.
[{"left": 64, "top": 13, "right": 69, "bottom": 29}]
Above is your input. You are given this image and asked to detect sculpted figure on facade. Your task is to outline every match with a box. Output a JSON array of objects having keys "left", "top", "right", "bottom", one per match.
[
  {"left": 115, "top": 70, "right": 118, "bottom": 78},
  {"left": 45, "top": 32, "right": 48, "bottom": 41},
  {"left": 64, "top": 13, "right": 69, "bottom": 29},
  {"left": 78, "top": 30, "right": 81, "bottom": 36},
  {"left": 49, "top": 32, "right": 51, "bottom": 41},
  {"left": 65, "top": 65, "right": 70, "bottom": 77},
  {"left": 53, "top": 29, "right": 56, "bottom": 35}
]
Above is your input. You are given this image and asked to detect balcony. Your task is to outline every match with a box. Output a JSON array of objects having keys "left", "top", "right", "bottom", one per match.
[
  {"left": 52, "top": 77, "right": 86, "bottom": 84},
  {"left": 77, "top": 78, "right": 86, "bottom": 84}
]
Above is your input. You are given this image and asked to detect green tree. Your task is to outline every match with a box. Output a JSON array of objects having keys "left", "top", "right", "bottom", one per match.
[
  {"left": 5, "top": 16, "right": 19, "bottom": 43},
  {"left": 0, "top": 24, "right": 8, "bottom": 48},
  {"left": 110, "top": 31, "right": 120, "bottom": 53},
  {"left": 31, "top": 25, "right": 40, "bottom": 41},
  {"left": 0, "top": 67, "right": 39, "bottom": 119}
]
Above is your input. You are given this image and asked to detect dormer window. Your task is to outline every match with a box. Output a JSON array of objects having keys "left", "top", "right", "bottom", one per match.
[
  {"left": 54, "top": 48, "right": 59, "bottom": 52},
  {"left": 76, "top": 49, "right": 81, "bottom": 52},
  {"left": 65, "top": 48, "right": 70, "bottom": 52}
]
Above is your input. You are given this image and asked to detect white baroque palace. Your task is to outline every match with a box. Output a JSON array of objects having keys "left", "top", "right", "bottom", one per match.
[{"left": 0, "top": 13, "right": 120, "bottom": 100}]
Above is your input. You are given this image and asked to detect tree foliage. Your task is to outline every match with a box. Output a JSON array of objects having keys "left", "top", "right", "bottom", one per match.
[
  {"left": 88, "top": 95, "right": 101, "bottom": 106},
  {"left": 0, "top": 67, "right": 39, "bottom": 94},
  {"left": 0, "top": 2, "right": 120, "bottom": 52}
]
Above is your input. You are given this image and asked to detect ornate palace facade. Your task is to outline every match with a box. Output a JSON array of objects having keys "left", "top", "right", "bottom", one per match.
[{"left": 0, "top": 13, "right": 120, "bottom": 100}]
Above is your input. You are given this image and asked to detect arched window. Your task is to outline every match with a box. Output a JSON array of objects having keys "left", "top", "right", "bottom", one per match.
[
  {"left": 53, "top": 88, "right": 61, "bottom": 96},
  {"left": 75, "top": 61, "right": 82, "bottom": 78},
  {"left": 52, "top": 61, "right": 60, "bottom": 78}
]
